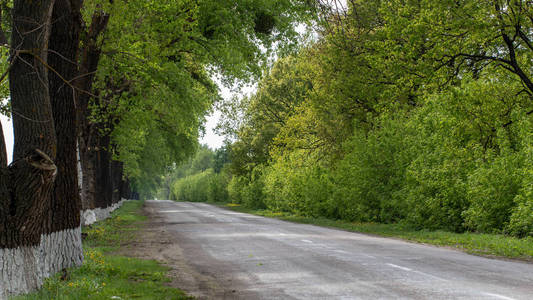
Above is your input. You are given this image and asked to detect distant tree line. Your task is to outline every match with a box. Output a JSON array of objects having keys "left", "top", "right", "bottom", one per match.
[{"left": 157, "top": 145, "right": 231, "bottom": 204}]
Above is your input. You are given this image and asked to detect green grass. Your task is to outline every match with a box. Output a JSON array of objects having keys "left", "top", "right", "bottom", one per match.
[
  {"left": 83, "top": 200, "right": 148, "bottom": 251},
  {"left": 13, "top": 200, "right": 192, "bottom": 300},
  {"left": 222, "top": 204, "right": 533, "bottom": 261}
]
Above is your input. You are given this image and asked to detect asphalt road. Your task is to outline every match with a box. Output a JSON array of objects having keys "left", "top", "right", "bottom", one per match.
[{"left": 144, "top": 200, "right": 533, "bottom": 300}]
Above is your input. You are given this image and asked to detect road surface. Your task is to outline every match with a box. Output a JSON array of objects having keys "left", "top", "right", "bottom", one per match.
[{"left": 141, "top": 200, "right": 533, "bottom": 299}]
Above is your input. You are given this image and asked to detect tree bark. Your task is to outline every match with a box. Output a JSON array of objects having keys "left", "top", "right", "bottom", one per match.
[
  {"left": 3, "top": 0, "right": 57, "bottom": 247},
  {"left": 45, "top": 0, "right": 84, "bottom": 275},
  {"left": 10, "top": 1, "right": 57, "bottom": 161},
  {"left": 7, "top": 0, "right": 58, "bottom": 249},
  {"left": 48, "top": 0, "right": 83, "bottom": 233},
  {"left": 120, "top": 177, "right": 132, "bottom": 199},
  {"left": 80, "top": 129, "right": 113, "bottom": 210},
  {"left": 94, "top": 133, "right": 113, "bottom": 208},
  {"left": 111, "top": 160, "right": 124, "bottom": 203},
  {"left": 76, "top": 9, "right": 109, "bottom": 211},
  {"left": 0, "top": 0, "right": 85, "bottom": 296}
]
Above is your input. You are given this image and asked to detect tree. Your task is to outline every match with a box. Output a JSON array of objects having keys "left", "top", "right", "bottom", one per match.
[
  {"left": 0, "top": 0, "right": 314, "bottom": 296},
  {"left": 77, "top": 0, "right": 314, "bottom": 206},
  {"left": 228, "top": 56, "right": 312, "bottom": 176},
  {"left": 221, "top": 0, "right": 533, "bottom": 235},
  {"left": 1, "top": 0, "right": 83, "bottom": 296}
]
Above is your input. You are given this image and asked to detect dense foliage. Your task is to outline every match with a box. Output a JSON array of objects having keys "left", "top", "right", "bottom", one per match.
[
  {"left": 167, "top": 0, "right": 533, "bottom": 238},
  {"left": 157, "top": 145, "right": 230, "bottom": 203},
  {"left": 72, "top": 0, "right": 313, "bottom": 199}
]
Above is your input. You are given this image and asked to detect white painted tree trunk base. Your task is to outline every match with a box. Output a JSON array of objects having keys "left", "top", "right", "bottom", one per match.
[
  {"left": 0, "top": 227, "right": 83, "bottom": 299},
  {"left": 41, "top": 227, "right": 83, "bottom": 278},
  {"left": 1, "top": 199, "right": 131, "bottom": 298},
  {"left": 0, "top": 245, "right": 42, "bottom": 299},
  {"left": 80, "top": 198, "right": 128, "bottom": 226}
]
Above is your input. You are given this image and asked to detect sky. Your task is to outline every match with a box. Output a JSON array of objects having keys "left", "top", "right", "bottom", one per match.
[
  {"left": 199, "top": 110, "right": 224, "bottom": 149},
  {"left": 0, "top": 114, "right": 13, "bottom": 163},
  {"left": 200, "top": 80, "right": 257, "bottom": 149}
]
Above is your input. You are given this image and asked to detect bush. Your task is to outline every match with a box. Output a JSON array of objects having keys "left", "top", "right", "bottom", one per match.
[
  {"left": 227, "top": 167, "right": 267, "bottom": 209},
  {"left": 207, "top": 168, "right": 231, "bottom": 203},
  {"left": 508, "top": 189, "right": 533, "bottom": 237},
  {"left": 171, "top": 169, "right": 213, "bottom": 202},
  {"left": 263, "top": 151, "right": 333, "bottom": 217},
  {"left": 507, "top": 125, "right": 533, "bottom": 237},
  {"left": 331, "top": 114, "right": 414, "bottom": 223},
  {"left": 463, "top": 150, "right": 522, "bottom": 233},
  {"left": 399, "top": 96, "right": 480, "bottom": 232},
  {"left": 171, "top": 168, "right": 234, "bottom": 204},
  {"left": 227, "top": 175, "right": 246, "bottom": 205}
]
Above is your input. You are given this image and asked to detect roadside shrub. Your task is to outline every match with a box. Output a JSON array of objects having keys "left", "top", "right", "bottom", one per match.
[
  {"left": 331, "top": 114, "right": 414, "bottom": 223},
  {"left": 207, "top": 168, "right": 231, "bottom": 203},
  {"left": 507, "top": 123, "right": 533, "bottom": 237},
  {"left": 508, "top": 187, "right": 533, "bottom": 237},
  {"left": 227, "top": 168, "right": 267, "bottom": 209},
  {"left": 463, "top": 150, "right": 522, "bottom": 233},
  {"left": 263, "top": 151, "right": 332, "bottom": 217},
  {"left": 401, "top": 81, "right": 530, "bottom": 233},
  {"left": 171, "top": 169, "right": 213, "bottom": 202},
  {"left": 241, "top": 167, "right": 267, "bottom": 209},
  {"left": 227, "top": 175, "right": 246, "bottom": 204},
  {"left": 403, "top": 145, "right": 472, "bottom": 232},
  {"left": 400, "top": 94, "right": 482, "bottom": 232}
]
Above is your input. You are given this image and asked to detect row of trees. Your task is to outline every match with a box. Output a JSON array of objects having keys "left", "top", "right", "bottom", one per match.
[
  {"left": 170, "top": 0, "right": 533, "bottom": 237},
  {"left": 0, "top": 0, "right": 312, "bottom": 296}
]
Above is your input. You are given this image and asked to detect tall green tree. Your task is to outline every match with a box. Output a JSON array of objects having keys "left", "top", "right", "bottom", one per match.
[
  {"left": 222, "top": 0, "right": 533, "bottom": 236},
  {"left": 1, "top": 0, "right": 84, "bottom": 296},
  {"left": 0, "top": 0, "right": 314, "bottom": 296},
  {"left": 78, "top": 0, "right": 314, "bottom": 203}
]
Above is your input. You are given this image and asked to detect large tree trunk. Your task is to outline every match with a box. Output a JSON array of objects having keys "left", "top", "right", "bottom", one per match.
[
  {"left": 76, "top": 9, "right": 109, "bottom": 212},
  {"left": 80, "top": 129, "right": 112, "bottom": 210},
  {"left": 111, "top": 160, "right": 124, "bottom": 204},
  {"left": 0, "top": 0, "right": 59, "bottom": 296},
  {"left": 80, "top": 146, "right": 97, "bottom": 210},
  {"left": 45, "top": 0, "right": 84, "bottom": 277},
  {"left": 0, "top": 150, "right": 57, "bottom": 297},
  {"left": 120, "top": 177, "right": 132, "bottom": 200},
  {"left": 94, "top": 133, "right": 113, "bottom": 209}
]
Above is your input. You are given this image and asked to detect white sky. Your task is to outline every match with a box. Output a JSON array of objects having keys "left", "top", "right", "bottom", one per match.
[
  {"left": 199, "top": 109, "right": 224, "bottom": 149},
  {"left": 0, "top": 114, "right": 13, "bottom": 163},
  {"left": 200, "top": 81, "right": 256, "bottom": 149}
]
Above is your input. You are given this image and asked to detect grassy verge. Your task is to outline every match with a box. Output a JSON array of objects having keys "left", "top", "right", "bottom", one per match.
[
  {"left": 222, "top": 203, "right": 533, "bottom": 261},
  {"left": 13, "top": 201, "right": 192, "bottom": 300}
]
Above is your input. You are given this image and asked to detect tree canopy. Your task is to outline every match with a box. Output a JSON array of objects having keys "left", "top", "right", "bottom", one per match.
[
  {"left": 73, "top": 0, "right": 315, "bottom": 197},
  {"left": 169, "top": 0, "right": 533, "bottom": 237}
]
